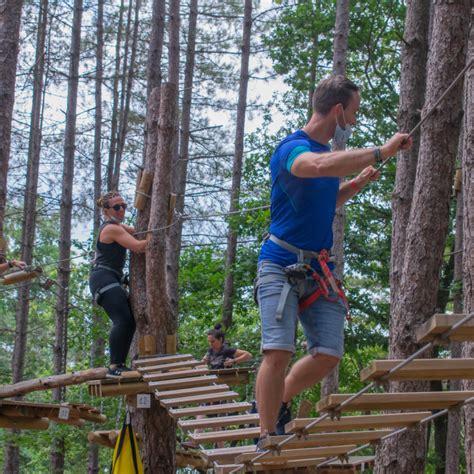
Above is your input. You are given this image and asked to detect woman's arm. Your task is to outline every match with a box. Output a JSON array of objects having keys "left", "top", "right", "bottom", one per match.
[
  {"left": 101, "top": 225, "right": 147, "bottom": 253},
  {"left": 225, "top": 349, "right": 252, "bottom": 366},
  {"left": 120, "top": 223, "right": 135, "bottom": 234}
]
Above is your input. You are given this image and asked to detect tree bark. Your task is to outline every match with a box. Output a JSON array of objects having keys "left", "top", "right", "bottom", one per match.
[
  {"left": 0, "top": 0, "right": 24, "bottom": 263},
  {"left": 132, "top": 82, "right": 178, "bottom": 473},
  {"left": 112, "top": 0, "right": 140, "bottom": 190},
  {"left": 461, "top": 11, "right": 474, "bottom": 473},
  {"left": 50, "top": 1, "right": 83, "bottom": 472},
  {"left": 390, "top": 0, "right": 430, "bottom": 294},
  {"left": 89, "top": 1, "right": 105, "bottom": 471},
  {"left": 222, "top": 0, "right": 252, "bottom": 328},
  {"left": 167, "top": 0, "right": 198, "bottom": 315},
  {"left": 376, "top": 2, "right": 470, "bottom": 472},
  {"left": 107, "top": 0, "right": 125, "bottom": 190},
  {"left": 322, "top": 0, "right": 350, "bottom": 398},
  {"left": 146, "top": 0, "right": 165, "bottom": 98}
]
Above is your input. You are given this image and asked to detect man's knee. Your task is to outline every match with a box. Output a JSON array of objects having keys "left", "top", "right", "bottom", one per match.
[
  {"left": 311, "top": 352, "right": 340, "bottom": 369},
  {"left": 261, "top": 350, "right": 292, "bottom": 372}
]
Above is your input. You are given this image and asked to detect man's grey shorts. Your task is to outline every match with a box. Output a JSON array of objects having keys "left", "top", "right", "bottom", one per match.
[{"left": 257, "top": 261, "right": 346, "bottom": 358}]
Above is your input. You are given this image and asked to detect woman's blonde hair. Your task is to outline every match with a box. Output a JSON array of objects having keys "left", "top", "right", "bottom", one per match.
[{"left": 96, "top": 191, "right": 121, "bottom": 209}]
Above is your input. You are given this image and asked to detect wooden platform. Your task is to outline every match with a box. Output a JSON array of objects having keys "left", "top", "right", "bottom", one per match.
[
  {"left": 136, "top": 360, "right": 203, "bottom": 373},
  {"left": 190, "top": 426, "right": 260, "bottom": 443},
  {"left": 317, "top": 391, "right": 474, "bottom": 413},
  {"left": 169, "top": 401, "right": 252, "bottom": 419},
  {"left": 148, "top": 374, "right": 218, "bottom": 390},
  {"left": 235, "top": 445, "right": 358, "bottom": 464},
  {"left": 132, "top": 354, "right": 195, "bottom": 368},
  {"left": 210, "top": 368, "right": 253, "bottom": 386},
  {"left": 201, "top": 445, "right": 257, "bottom": 463},
  {"left": 213, "top": 456, "right": 375, "bottom": 474},
  {"left": 286, "top": 412, "right": 431, "bottom": 434},
  {"left": 178, "top": 413, "right": 259, "bottom": 431},
  {"left": 155, "top": 384, "right": 230, "bottom": 400},
  {"left": 160, "top": 390, "right": 239, "bottom": 408},
  {"left": 0, "top": 400, "right": 106, "bottom": 427},
  {"left": 360, "top": 358, "right": 474, "bottom": 382},
  {"left": 88, "top": 379, "right": 151, "bottom": 397},
  {"left": 416, "top": 313, "right": 474, "bottom": 343},
  {"left": 143, "top": 367, "right": 209, "bottom": 382}
]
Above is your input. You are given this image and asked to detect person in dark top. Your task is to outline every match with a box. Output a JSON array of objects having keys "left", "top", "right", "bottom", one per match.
[
  {"left": 89, "top": 191, "right": 147, "bottom": 378},
  {"left": 203, "top": 324, "right": 252, "bottom": 369}
]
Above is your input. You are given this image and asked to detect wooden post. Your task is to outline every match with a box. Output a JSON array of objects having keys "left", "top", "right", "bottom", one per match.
[
  {"left": 134, "top": 169, "right": 154, "bottom": 210},
  {"left": 138, "top": 335, "right": 156, "bottom": 356},
  {"left": 166, "top": 334, "right": 177, "bottom": 354}
]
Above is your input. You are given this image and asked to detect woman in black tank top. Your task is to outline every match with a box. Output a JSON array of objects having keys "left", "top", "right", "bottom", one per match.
[{"left": 89, "top": 191, "right": 147, "bottom": 378}]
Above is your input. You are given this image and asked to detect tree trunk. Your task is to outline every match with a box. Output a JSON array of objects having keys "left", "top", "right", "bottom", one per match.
[
  {"left": 390, "top": 0, "right": 430, "bottom": 294},
  {"left": 167, "top": 0, "right": 198, "bottom": 315},
  {"left": 112, "top": 0, "right": 140, "bottom": 190},
  {"left": 50, "top": 1, "right": 83, "bottom": 472},
  {"left": 375, "top": 2, "right": 470, "bottom": 472},
  {"left": 461, "top": 11, "right": 474, "bottom": 472},
  {"left": 107, "top": 0, "right": 125, "bottom": 190},
  {"left": 307, "top": 0, "right": 320, "bottom": 118},
  {"left": 322, "top": 0, "right": 350, "bottom": 398},
  {"left": 146, "top": 0, "right": 165, "bottom": 98},
  {"left": 222, "top": 0, "right": 252, "bottom": 329},
  {"left": 0, "top": 0, "right": 24, "bottom": 263},
  {"left": 89, "top": 1, "right": 105, "bottom": 471},
  {"left": 132, "top": 82, "right": 178, "bottom": 473}
]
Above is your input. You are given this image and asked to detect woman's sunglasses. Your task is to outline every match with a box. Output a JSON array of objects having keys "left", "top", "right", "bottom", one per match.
[{"left": 106, "top": 203, "right": 127, "bottom": 211}]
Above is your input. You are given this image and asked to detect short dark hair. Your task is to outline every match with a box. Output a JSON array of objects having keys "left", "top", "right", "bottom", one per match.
[
  {"left": 312, "top": 75, "right": 359, "bottom": 115},
  {"left": 207, "top": 323, "right": 225, "bottom": 342}
]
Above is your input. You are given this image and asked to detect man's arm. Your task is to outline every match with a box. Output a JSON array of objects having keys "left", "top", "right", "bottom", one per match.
[
  {"left": 336, "top": 166, "right": 380, "bottom": 207},
  {"left": 290, "top": 133, "right": 412, "bottom": 178}
]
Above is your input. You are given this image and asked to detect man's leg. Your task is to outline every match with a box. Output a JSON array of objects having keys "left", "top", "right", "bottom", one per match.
[
  {"left": 256, "top": 349, "right": 292, "bottom": 435},
  {"left": 282, "top": 353, "right": 339, "bottom": 402}
]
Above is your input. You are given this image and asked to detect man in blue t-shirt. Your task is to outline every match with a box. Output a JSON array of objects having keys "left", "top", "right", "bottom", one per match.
[{"left": 255, "top": 75, "right": 413, "bottom": 444}]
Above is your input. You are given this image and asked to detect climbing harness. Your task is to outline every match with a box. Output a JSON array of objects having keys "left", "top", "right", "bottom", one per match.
[
  {"left": 91, "top": 264, "right": 129, "bottom": 306},
  {"left": 254, "top": 234, "right": 350, "bottom": 320}
]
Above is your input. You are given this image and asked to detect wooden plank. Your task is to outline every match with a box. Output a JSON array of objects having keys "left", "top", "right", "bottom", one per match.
[
  {"left": 0, "top": 415, "right": 49, "bottom": 430},
  {"left": 416, "top": 313, "right": 473, "bottom": 343},
  {"left": 201, "top": 445, "right": 256, "bottom": 463},
  {"left": 88, "top": 381, "right": 152, "bottom": 397},
  {"left": 160, "top": 391, "right": 239, "bottom": 408},
  {"left": 317, "top": 391, "right": 474, "bottom": 413},
  {"left": 178, "top": 413, "right": 259, "bottom": 432},
  {"left": 149, "top": 375, "right": 218, "bottom": 390},
  {"left": 257, "top": 430, "right": 393, "bottom": 450},
  {"left": 286, "top": 412, "right": 431, "bottom": 434},
  {"left": 169, "top": 401, "right": 252, "bottom": 419},
  {"left": 136, "top": 360, "right": 202, "bottom": 373},
  {"left": 360, "top": 358, "right": 474, "bottom": 382},
  {"left": 155, "top": 384, "right": 230, "bottom": 400},
  {"left": 143, "top": 367, "right": 209, "bottom": 382},
  {"left": 190, "top": 427, "right": 260, "bottom": 443},
  {"left": 0, "top": 368, "right": 108, "bottom": 399},
  {"left": 133, "top": 354, "right": 194, "bottom": 368},
  {"left": 235, "top": 445, "right": 358, "bottom": 464}
]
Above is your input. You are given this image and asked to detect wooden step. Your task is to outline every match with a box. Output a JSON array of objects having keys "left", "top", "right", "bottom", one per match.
[
  {"left": 160, "top": 391, "right": 239, "bottom": 408},
  {"left": 178, "top": 413, "right": 259, "bottom": 432},
  {"left": 201, "top": 445, "right": 256, "bottom": 463},
  {"left": 317, "top": 391, "right": 474, "bottom": 413},
  {"left": 360, "top": 358, "right": 474, "bottom": 382},
  {"left": 133, "top": 354, "right": 194, "bottom": 368},
  {"left": 416, "top": 313, "right": 474, "bottom": 343},
  {"left": 256, "top": 429, "right": 392, "bottom": 450},
  {"left": 213, "top": 455, "right": 375, "bottom": 474},
  {"left": 190, "top": 427, "right": 260, "bottom": 443},
  {"left": 137, "top": 360, "right": 202, "bottom": 374},
  {"left": 143, "top": 367, "right": 208, "bottom": 382},
  {"left": 155, "top": 384, "right": 230, "bottom": 400},
  {"left": 169, "top": 402, "right": 252, "bottom": 419},
  {"left": 235, "top": 444, "right": 358, "bottom": 464},
  {"left": 286, "top": 412, "right": 431, "bottom": 434},
  {"left": 148, "top": 375, "right": 218, "bottom": 390}
]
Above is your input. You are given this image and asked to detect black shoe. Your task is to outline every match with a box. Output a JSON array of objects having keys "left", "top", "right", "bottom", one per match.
[
  {"left": 106, "top": 364, "right": 132, "bottom": 379},
  {"left": 275, "top": 401, "right": 291, "bottom": 435},
  {"left": 256, "top": 432, "right": 277, "bottom": 452}
]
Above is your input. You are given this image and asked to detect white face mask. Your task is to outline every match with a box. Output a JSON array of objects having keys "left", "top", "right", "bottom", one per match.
[{"left": 333, "top": 107, "right": 352, "bottom": 148}]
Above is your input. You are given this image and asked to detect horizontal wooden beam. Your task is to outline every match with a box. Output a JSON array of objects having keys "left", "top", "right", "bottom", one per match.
[
  {"left": 0, "top": 415, "right": 49, "bottom": 430},
  {"left": 143, "top": 367, "right": 209, "bottom": 382},
  {"left": 132, "top": 354, "right": 194, "bottom": 368},
  {"left": 258, "top": 430, "right": 392, "bottom": 451},
  {"left": 0, "top": 368, "right": 108, "bottom": 399},
  {"left": 169, "top": 401, "right": 252, "bottom": 419},
  {"left": 149, "top": 375, "right": 218, "bottom": 390},
  {"left": 286, "top": 412, "right": 431, "bottom": 434},
  {"left": 87, "top": 431, "right": 115, "bottom": 449},
  {"left": 235, "top": 444, "right": 358, "bottom": 464},
  {"left": 416, "top": 313, "right": 473, "bottom": 343},
  {"left": 190, "top": 427, "right": 260, "bottom": 443},
  {"left": 160, "top": 391, "right": 239, "bottom": 408},
  {"left": 136, "top": 360, "right": 202, "bottom": 373},
  {"left": 360, "top": 358, "right": 474, "bottom": 382},
  {"left": 155, "top": 384, "right": 230, "bottom": 400},
  {"left": 201, "top": 445, "right": 256, "bottom": 463},
  {"left": 317, "top": 391, "right": 474, "bottom": 413},
  {"left": 88, "top": 381, "right": 152, "bottom": 397},
  {"left": 178, "top": 413, "right": 259, "bottom": 432}
]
